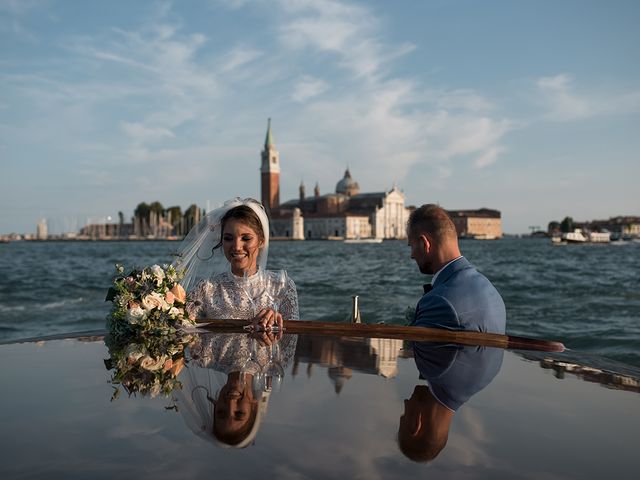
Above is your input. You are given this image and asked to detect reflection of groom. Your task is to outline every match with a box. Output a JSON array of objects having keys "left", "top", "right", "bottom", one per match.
[
  {"left": 398, "top": 343, "right": 504, "bottom": 461},
  {"left": 407, "top": 204, "right": 506, "bottom": 334}
]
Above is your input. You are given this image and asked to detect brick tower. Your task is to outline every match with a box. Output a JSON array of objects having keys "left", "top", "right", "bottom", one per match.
[{"left": 260, "top": 118, "right": 280, "bottom": 215}]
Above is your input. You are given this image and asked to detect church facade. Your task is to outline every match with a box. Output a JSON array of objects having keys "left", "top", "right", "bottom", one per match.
[{"left": 259, "top": 120, "right": 411, "bottom": 240}]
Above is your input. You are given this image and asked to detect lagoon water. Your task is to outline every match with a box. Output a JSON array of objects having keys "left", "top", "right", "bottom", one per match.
[{"left": 1, "top": 238, "right": 639, "bottom": 366}]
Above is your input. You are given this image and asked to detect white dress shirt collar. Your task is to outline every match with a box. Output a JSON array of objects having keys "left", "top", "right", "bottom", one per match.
[{"left": 431, "top": 256, "right": 463, "bottom": 286}]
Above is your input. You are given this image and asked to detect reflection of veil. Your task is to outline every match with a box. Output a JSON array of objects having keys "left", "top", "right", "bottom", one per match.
[
  {"left": 174, "top": 332, "right": 297, "bottom": 448},
  {"left": 413, "top": 343, "right": 503, "bottom": 411},
  {"left": 174, "top": 354, "right": 271, "bottom": 449},
  {"left": 172, "top": 198, "right": 270, "bottom": 292}
]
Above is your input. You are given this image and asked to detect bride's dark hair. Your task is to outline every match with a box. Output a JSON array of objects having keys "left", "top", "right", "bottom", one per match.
[{"left": 212, "top": 205, "right": 266, "bottom": 252}]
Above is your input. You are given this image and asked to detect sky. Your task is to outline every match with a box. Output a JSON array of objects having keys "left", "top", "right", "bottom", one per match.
[{"left": 1, "top": 0, "right": 639, "bottom": 234}]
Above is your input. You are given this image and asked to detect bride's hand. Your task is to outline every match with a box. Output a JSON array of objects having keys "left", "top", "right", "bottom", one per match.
[
  {"left": 249, "top": 329, "right": 281, "bottom": 347},
  {"left": 252, "top": 308, "right": 283, "bottom": 333}
]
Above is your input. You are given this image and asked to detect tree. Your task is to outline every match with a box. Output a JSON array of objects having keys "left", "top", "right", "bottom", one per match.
[
  {"left": 560, "top": 216, "right": 574, "bottom": 233},
  {"left": 149, "top": 201, "right": 164, "bottom": 215},
  {"left": 134, "top": 202, "right": 151, "bottom": 237},
  {"left": 134, "top": 202, "right": 151, "bottom": 222},
  {"left": 547, "top": 221, "right": 560, "bottom": 234},
  {"left": 166, "top": 206, "right": 182, "bottom": 226},
  {"left": 184, "top": 204, "right": 201, "bottom": 233}
]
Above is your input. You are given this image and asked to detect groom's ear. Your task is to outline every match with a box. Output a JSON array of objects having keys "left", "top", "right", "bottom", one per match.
[{"left": 420, "top": 234, "right": 431, "bottom": 253}]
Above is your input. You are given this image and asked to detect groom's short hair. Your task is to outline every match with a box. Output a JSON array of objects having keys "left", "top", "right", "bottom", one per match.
[{"left": 408, "top": 204, "right": 457, "bottom": 243}]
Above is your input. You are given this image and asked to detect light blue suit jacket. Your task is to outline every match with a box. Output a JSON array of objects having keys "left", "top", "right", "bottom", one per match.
[{"left": 412, "top": 257, "right": 506, "bottom": 334}]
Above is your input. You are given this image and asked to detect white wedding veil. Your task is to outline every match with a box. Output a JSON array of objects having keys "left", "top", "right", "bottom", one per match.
[{"left": 172, "top": 198, "right": 270, "bottom": 292}]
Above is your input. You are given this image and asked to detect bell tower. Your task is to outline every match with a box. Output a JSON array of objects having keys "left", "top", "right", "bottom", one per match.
[{"left": 260, "top": 118, "right": 280, "bottom": 215}]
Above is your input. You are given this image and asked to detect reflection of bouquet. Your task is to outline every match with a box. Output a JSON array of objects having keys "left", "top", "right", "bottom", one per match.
[
  {"left": 104, "top": 332, "right": 194, "bottom": 400},
  {"left": 106, "top": 264, "right": 195, "bottom": 336}
]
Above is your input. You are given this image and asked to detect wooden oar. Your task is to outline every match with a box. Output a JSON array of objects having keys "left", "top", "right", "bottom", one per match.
[{"left": 196, "top": 318, "right": 565, "bottom": 352}]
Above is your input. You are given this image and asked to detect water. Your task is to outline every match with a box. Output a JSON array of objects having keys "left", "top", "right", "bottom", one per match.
[{"left": 0, "top": 238, "right": 639, "bottom": 366}]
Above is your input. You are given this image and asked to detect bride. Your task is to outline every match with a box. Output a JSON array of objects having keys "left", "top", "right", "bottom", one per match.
[{"left": 174, "top": 197, "right": 299, "bottom": 331}]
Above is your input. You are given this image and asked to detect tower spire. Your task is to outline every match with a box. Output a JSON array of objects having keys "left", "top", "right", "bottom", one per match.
[{"left": 265, "top": 117, "right": 275, "bottom": 147}]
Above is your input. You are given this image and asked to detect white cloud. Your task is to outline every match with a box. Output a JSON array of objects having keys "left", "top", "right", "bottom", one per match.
[
  {"left": 428, "top": 88, "right": 494, "bottom": 112},
  {"left": 291, "top": 76, "right": 328, "bottom": 102},
  {"left": 537, "top": 73, "right": 591, "bottom": 121},
  {"left": 277, "top": 0, "right": 411, "bottom": 79},
  {"left": 220, "top": 45, "right": 262, "bottom": 72},
  {"left": 474, "top": 146, "right": 506, "bottom": 168},
  {"left": 535, "top": 73, "right": 640, "bottom": 123},
  {"left": 121, "top": 122, "right": 175, "bottom": 144}
]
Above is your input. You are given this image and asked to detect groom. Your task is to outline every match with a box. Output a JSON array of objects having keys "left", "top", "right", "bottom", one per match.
[{"left": 407, "top": 204, "right": 506, "bottom": 334}]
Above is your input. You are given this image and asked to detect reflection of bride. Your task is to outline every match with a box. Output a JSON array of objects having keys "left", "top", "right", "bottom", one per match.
[
  {"left": 174, "top": 197, "right": 299, "bottom": 329},
  {"left": 175, "top": 332, "right": 297, "bottom": 448}
]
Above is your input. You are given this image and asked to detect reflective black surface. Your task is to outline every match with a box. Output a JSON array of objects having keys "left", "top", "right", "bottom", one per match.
[{"left": 0, "top": 332, "right": 638, "bottom": 479}]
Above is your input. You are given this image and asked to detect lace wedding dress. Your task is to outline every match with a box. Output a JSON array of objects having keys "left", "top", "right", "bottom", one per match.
[{"left": 185, "top": 270, "right": 299, "bottom": 323}]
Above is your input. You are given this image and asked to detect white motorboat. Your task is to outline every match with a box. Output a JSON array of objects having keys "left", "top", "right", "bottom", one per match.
[
  {"left": 563, "top": 229, "right": 588, "bottom": 243},
  {"left": 344, "top": 237, "right": 383, "bottom": 244},
  {"left": 559, "top": 228, "right": 611, "bottom": 244}
]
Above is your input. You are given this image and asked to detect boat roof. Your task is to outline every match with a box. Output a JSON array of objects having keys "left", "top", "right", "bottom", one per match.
[{"left": 0, "top": 331, "right": 638, "bottom": 478}]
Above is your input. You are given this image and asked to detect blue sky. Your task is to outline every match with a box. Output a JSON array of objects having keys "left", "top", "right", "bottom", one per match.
[{"left": 1, "top": 0, "right": 639, "bottom": 234}]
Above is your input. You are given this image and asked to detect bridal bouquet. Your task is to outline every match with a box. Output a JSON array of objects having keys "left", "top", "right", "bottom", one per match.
[
  {"left": 104, "top": 332, "right": 194, "bottom": 399},
  {"left": 106, "top": 263, "right": 196, "bottom": 336}
]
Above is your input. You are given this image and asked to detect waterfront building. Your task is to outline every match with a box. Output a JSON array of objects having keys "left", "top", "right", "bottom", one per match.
[
  {"left": 582, "top": 216, "right": 640, "bottom": 238},
  {"left": 292, "top": 336, "right": 404, "bottom": 393},
  {"left": 261, "top": 121, "right": 411, "bottom": 240},
  {"left": 36, "top": 218, "right": 48, "bottom": 240},
  {"left": 448, "top": 208, "right": 502, "bottom": 239}
]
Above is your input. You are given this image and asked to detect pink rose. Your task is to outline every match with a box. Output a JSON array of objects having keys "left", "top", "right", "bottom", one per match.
[
  {"left": 165, "top": 291, "right": 175, "bottom": 304},
  {"left": 170, "top": 358, "right": 185, "bottom": 376},
  {"left": 170, "top": 284, "right": 186, "bottom": 304},
  {"left": 163, "top": 359, "right": 173, "bottom": 372}
]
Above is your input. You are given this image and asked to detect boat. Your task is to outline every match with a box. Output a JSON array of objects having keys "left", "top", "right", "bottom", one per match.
[
  {"left": 344, "top": 237, "right": 383, "bottom": 244},
  {"left": 1, "top": 327, "right": 637, "bottom": 478},
  {"left": 588, "top": 231, "right": 611, "bottom": 243},
  {"left": 558, "top": 228, "right": 611, "bottom": 244},
  {"left": 563, "top": 228, "right": 588, "bottom": 243}
]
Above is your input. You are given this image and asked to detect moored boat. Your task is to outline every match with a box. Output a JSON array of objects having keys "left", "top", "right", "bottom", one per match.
[
  {"left": 344, "top": 237, "right": 383, "bottom": 244},
  {"left": 563, "top": 229, "right": 588, "bottom": 243},
  {"left": 558, "top": 228, "right": 611, "bottom": 244},
  {"left": 588, "top": 231, "right": 611, "bottom": 243}
]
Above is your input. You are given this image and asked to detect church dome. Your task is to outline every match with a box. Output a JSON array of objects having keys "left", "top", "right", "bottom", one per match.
[{"left": 335, "top": 168, "right": 360, "bottom": 196}]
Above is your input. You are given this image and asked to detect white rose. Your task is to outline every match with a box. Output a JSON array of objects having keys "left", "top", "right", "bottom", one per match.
[
  {"left": 168, "top": 306, "right": 182, "bottom": 319},
  {"left": 140, "top": 355, "right": 166, "bottom": 371},
  {"left": 125, "top": 344, "right": 146, "bottom": 362},
  {"left": 141, "top": 291, "right": 166, "bottom": 311},
  {"left": 151, "top": 264, "right": 165, "bottom": 284},
  {"left": 126, "top": 306, "right": 147, "bottom": 324},
  {"left": 149, "top": 381, "right": 162, "bottom": 398}
]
